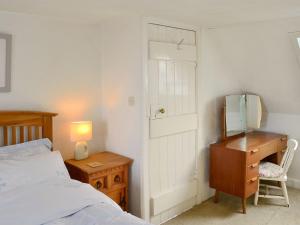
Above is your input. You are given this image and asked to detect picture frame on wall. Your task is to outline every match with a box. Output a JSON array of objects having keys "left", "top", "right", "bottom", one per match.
[{"left": 0, "top": 33, "right": 12, "bottom": 92}]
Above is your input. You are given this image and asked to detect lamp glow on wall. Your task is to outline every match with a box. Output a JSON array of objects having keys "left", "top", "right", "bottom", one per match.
[{"left": 70, "top": 121, "right": 92, "bottom": 160}]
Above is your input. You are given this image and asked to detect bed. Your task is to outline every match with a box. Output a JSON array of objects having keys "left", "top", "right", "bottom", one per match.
[{"left": 0, "top": 111, "right": 151, "bottom": 225}]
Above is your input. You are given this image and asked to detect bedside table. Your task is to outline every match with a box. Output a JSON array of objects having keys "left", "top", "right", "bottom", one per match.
[{"left": 65, "top": 151, "right": 133, "bottom": 211}]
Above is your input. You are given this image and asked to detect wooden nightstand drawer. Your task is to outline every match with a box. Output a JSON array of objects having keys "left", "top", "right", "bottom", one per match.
[
  {"left": 91, "top": 176, "right": 107, "bottom": 191},
  {"left": 65, "top": 151, "right": 133, "bottom": 211},
  {"left": 111, "top": 170, "right": 125, "bottom": 186},
  {"left": 108, "top": 188, "right": 126, "bottom": 210}
]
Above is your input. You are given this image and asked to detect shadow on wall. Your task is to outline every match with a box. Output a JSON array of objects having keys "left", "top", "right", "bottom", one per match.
[{"left": 259, "top": 96, "right": 269, "bottom": 128}]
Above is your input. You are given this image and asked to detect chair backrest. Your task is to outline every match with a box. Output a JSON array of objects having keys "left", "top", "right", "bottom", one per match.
[{"left": 280, "top": 139, "right": 298, "bottom": 175}]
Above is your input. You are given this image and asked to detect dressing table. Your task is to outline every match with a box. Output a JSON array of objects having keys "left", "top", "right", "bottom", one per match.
[{"left": 209, "top": 95, "right": 287, "bottom": 213}]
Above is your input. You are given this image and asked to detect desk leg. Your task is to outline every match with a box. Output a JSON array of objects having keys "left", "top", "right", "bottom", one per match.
[
  {"left": 276, "top": 152, "right": 282, "bottom": 165},
  {"left": 214, "top": 190, "right": 219, "bottom": 203},
  {"left": 242, "top": 198, "right": 246, "bottom": 214}
]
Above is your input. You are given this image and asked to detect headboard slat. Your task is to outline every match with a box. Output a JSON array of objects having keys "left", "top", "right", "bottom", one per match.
[
  {"left": 12, "top": 126, "right": 17, "bottom": 144},
  {"left": 3, "top": 126, "right": 8, "bottom": 145},
  {"left": 20, "top": 126, "right": 24, "bottom": 143},
  {"left": 28, "top": 126, "right": 32, "bottom": 141},
  {"left": 0, "top": 111, "right": 57, "bottom": 147},
  {"left": 35, "top": 126, "right": 40, "bottom": 140}
]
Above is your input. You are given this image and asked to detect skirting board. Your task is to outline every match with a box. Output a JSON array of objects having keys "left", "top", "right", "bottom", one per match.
[
  {"left": 150, "top": 180, "right": 197, "bottom": 216},
  {"left": 150, "top": 197, "right": 196, "bottom": 225},
  {"left": 287, "top": 177, "right": 300, "bottom": 189}
]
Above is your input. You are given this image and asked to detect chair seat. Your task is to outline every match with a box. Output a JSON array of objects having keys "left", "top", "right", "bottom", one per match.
[{"left": 259, "top": 162, "right": 284, "bottom": 178}]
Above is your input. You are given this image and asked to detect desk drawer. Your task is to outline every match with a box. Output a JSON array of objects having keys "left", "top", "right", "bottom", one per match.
[
  {"left": 259, "top": 141, "right": 277, "bottom": 160},
  {"left": 278, "top": 137, "right": 287, "bottom": 151},
  {"left": 246, "top": 162, "right": 259, "bottom": 180},
  {"left": 245, "top": 176, "right": 258, "bottom": 197},
  {"left": 247, "top": 149, "right": 261, "bottom": 164}
]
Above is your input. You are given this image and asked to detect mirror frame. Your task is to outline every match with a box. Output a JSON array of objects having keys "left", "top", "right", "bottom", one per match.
[{"left": 221, "top": 99, "right": 245, "bottom": 141}]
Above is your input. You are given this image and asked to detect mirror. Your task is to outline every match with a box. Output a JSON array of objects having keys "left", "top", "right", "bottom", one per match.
[{"left": 225, "top": 94, "right": 262, "bottom": 138}]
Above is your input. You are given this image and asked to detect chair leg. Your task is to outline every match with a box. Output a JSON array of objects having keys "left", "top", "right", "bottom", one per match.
[
  {"left": 254, "top": 179, "right": 259, "bottom": 205},
  {"left": 281, "top": 181, "right": 289, "bottom": 207},
  {"left": 254, "top": 191, "right": 259, "bottom": 206}
]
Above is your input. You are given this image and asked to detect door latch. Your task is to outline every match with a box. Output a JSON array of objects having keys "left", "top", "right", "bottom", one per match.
[{"left": 158, "top": 108, "right": 165, "bottom": 114}]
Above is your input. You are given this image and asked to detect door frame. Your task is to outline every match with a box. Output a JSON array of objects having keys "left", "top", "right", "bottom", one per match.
[{"left": 140, "top": 17, "right": 202, "bottom": 221}]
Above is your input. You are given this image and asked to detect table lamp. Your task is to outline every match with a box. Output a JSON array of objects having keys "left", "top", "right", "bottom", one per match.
[{"left": 70, "top": 121, "right": 92, "bottom": 160}]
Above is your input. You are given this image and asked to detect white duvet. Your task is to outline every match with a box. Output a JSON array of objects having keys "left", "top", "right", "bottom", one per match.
[{"left": 0, "top": 178, "right": 150, "bottom": 225}]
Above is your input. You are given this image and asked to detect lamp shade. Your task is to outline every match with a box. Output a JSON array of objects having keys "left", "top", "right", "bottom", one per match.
[{"left": 70, "top": 121, "right": 92, "bottom": 142}]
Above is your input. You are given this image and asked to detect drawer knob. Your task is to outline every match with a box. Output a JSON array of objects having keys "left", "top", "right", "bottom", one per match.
[
  {"left": 250, "top": 163, "right": 258, "bottom": 168},
  {"left": 251, "top": 149, "right": 258, "bottom": 154},
  {"left": 96, "top": 181, "right": 102, "bottom": 189},
  {"left": 249, "top": 177, "right": 258, "bottom": 183},
  {"left": 114, "top": 175, "right": 121, "bottom": 183}
]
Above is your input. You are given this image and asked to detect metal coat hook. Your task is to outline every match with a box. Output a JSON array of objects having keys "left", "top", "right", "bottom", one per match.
[{"left": 177, "top": 38, "right": 184, "bottom": 50}]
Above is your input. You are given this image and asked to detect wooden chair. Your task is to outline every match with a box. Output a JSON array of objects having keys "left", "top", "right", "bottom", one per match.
[{"left": 254, "top": 139, "right": 298, "bottom": 207}]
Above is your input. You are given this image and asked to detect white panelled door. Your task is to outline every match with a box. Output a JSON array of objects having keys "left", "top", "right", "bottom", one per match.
[{"left": 147, "top": 24, "right": 198, "bottom": 224}]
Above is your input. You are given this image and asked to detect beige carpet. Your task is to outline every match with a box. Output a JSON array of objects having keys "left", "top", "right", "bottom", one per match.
[{"left": 163, "top": 188, "right": 300, "bottom": 225}]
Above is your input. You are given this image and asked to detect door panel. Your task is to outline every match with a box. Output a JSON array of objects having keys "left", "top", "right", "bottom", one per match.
[
  {"left": 150, "top": 114, "right": 197, "bottom": 138},
  {"left": 147, "top": 24, "right": 198, "bottom": 224},
  {"left": 149, "top": 60, "right": 196, "bottom": 118},
  {"left": 149, "top": 41, "right": 197, "bottom": 61}
]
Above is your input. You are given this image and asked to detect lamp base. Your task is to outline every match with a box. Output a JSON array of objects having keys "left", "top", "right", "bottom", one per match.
[{"left": 74, "top": 141, "right": 89, "bottom": 160}]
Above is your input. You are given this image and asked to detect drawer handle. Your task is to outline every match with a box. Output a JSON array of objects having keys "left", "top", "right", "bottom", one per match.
[
  {"left": 281, "top": 137, "right": 287, "bottom": 141},
  {"left": 251, "top": 149, "right": 258, "bottom": 154},
  {"left": 96, "top": 181, "right": 102, "bottom": 189},
  {"left": 250, "top": 163, "right": 258, "bottom": 168},
  {"left": 249, "top": 177, "right": 258, "bottom": 183},
  {"left": 114, "top": 175, "right": 121, "bottom": 183}
]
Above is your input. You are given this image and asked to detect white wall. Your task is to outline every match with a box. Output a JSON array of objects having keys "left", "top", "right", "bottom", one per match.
[
  {"left": 262, "top": 113, "right": 300, "bottom": 188},
  {"left": 0, "top": 11, "right": 144, "bottom": 216},
  {"left": 200, "top": 17, "right": 300, "bottom": 195},
  {"left": 100, "top": 15, "right": 143, "bottom": 216},
  {"left": 0, "top": 11, "right": 104, "bottom": 159}
]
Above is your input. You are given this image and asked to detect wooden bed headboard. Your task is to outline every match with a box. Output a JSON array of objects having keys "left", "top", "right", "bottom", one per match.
[{"left": 0, "top": 111, "right": 58, "bottom": 146}]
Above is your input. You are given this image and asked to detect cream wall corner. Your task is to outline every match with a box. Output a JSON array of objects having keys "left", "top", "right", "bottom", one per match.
[
  {"left": 0, "top": 11, "right": 105, "bottom": 160},
  {"left": 100, "top": 14, "right": 143, "bottom": 216}
]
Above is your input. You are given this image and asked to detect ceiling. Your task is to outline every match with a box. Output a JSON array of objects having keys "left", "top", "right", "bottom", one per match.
[{"left": 0, "top": 0, "right": 300, "bottom": 26}]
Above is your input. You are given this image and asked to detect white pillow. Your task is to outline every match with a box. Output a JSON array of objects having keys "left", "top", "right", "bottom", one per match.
[
  {"left": 0, "top": 138, "right": 52, "bottom": 153},
  {"left": 0, "top": 151, "right": 70, "bottom": 193},
  {"left": 0, "top": 145, "right": 50, "bottom": 160}
]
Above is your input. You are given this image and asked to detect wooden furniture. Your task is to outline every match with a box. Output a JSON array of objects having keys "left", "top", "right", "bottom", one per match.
[
  {"left": 254, "top": 139, "right": 298, "bottom": 207},
  {"left": 65, "top": 151, "right": 133, "bottom": 211},
  {"left": 0, "top": 111, "right": 58, "bottom": 146},
  {"left": 210, "top": 131, "right": 287, "bottom": 214}
]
